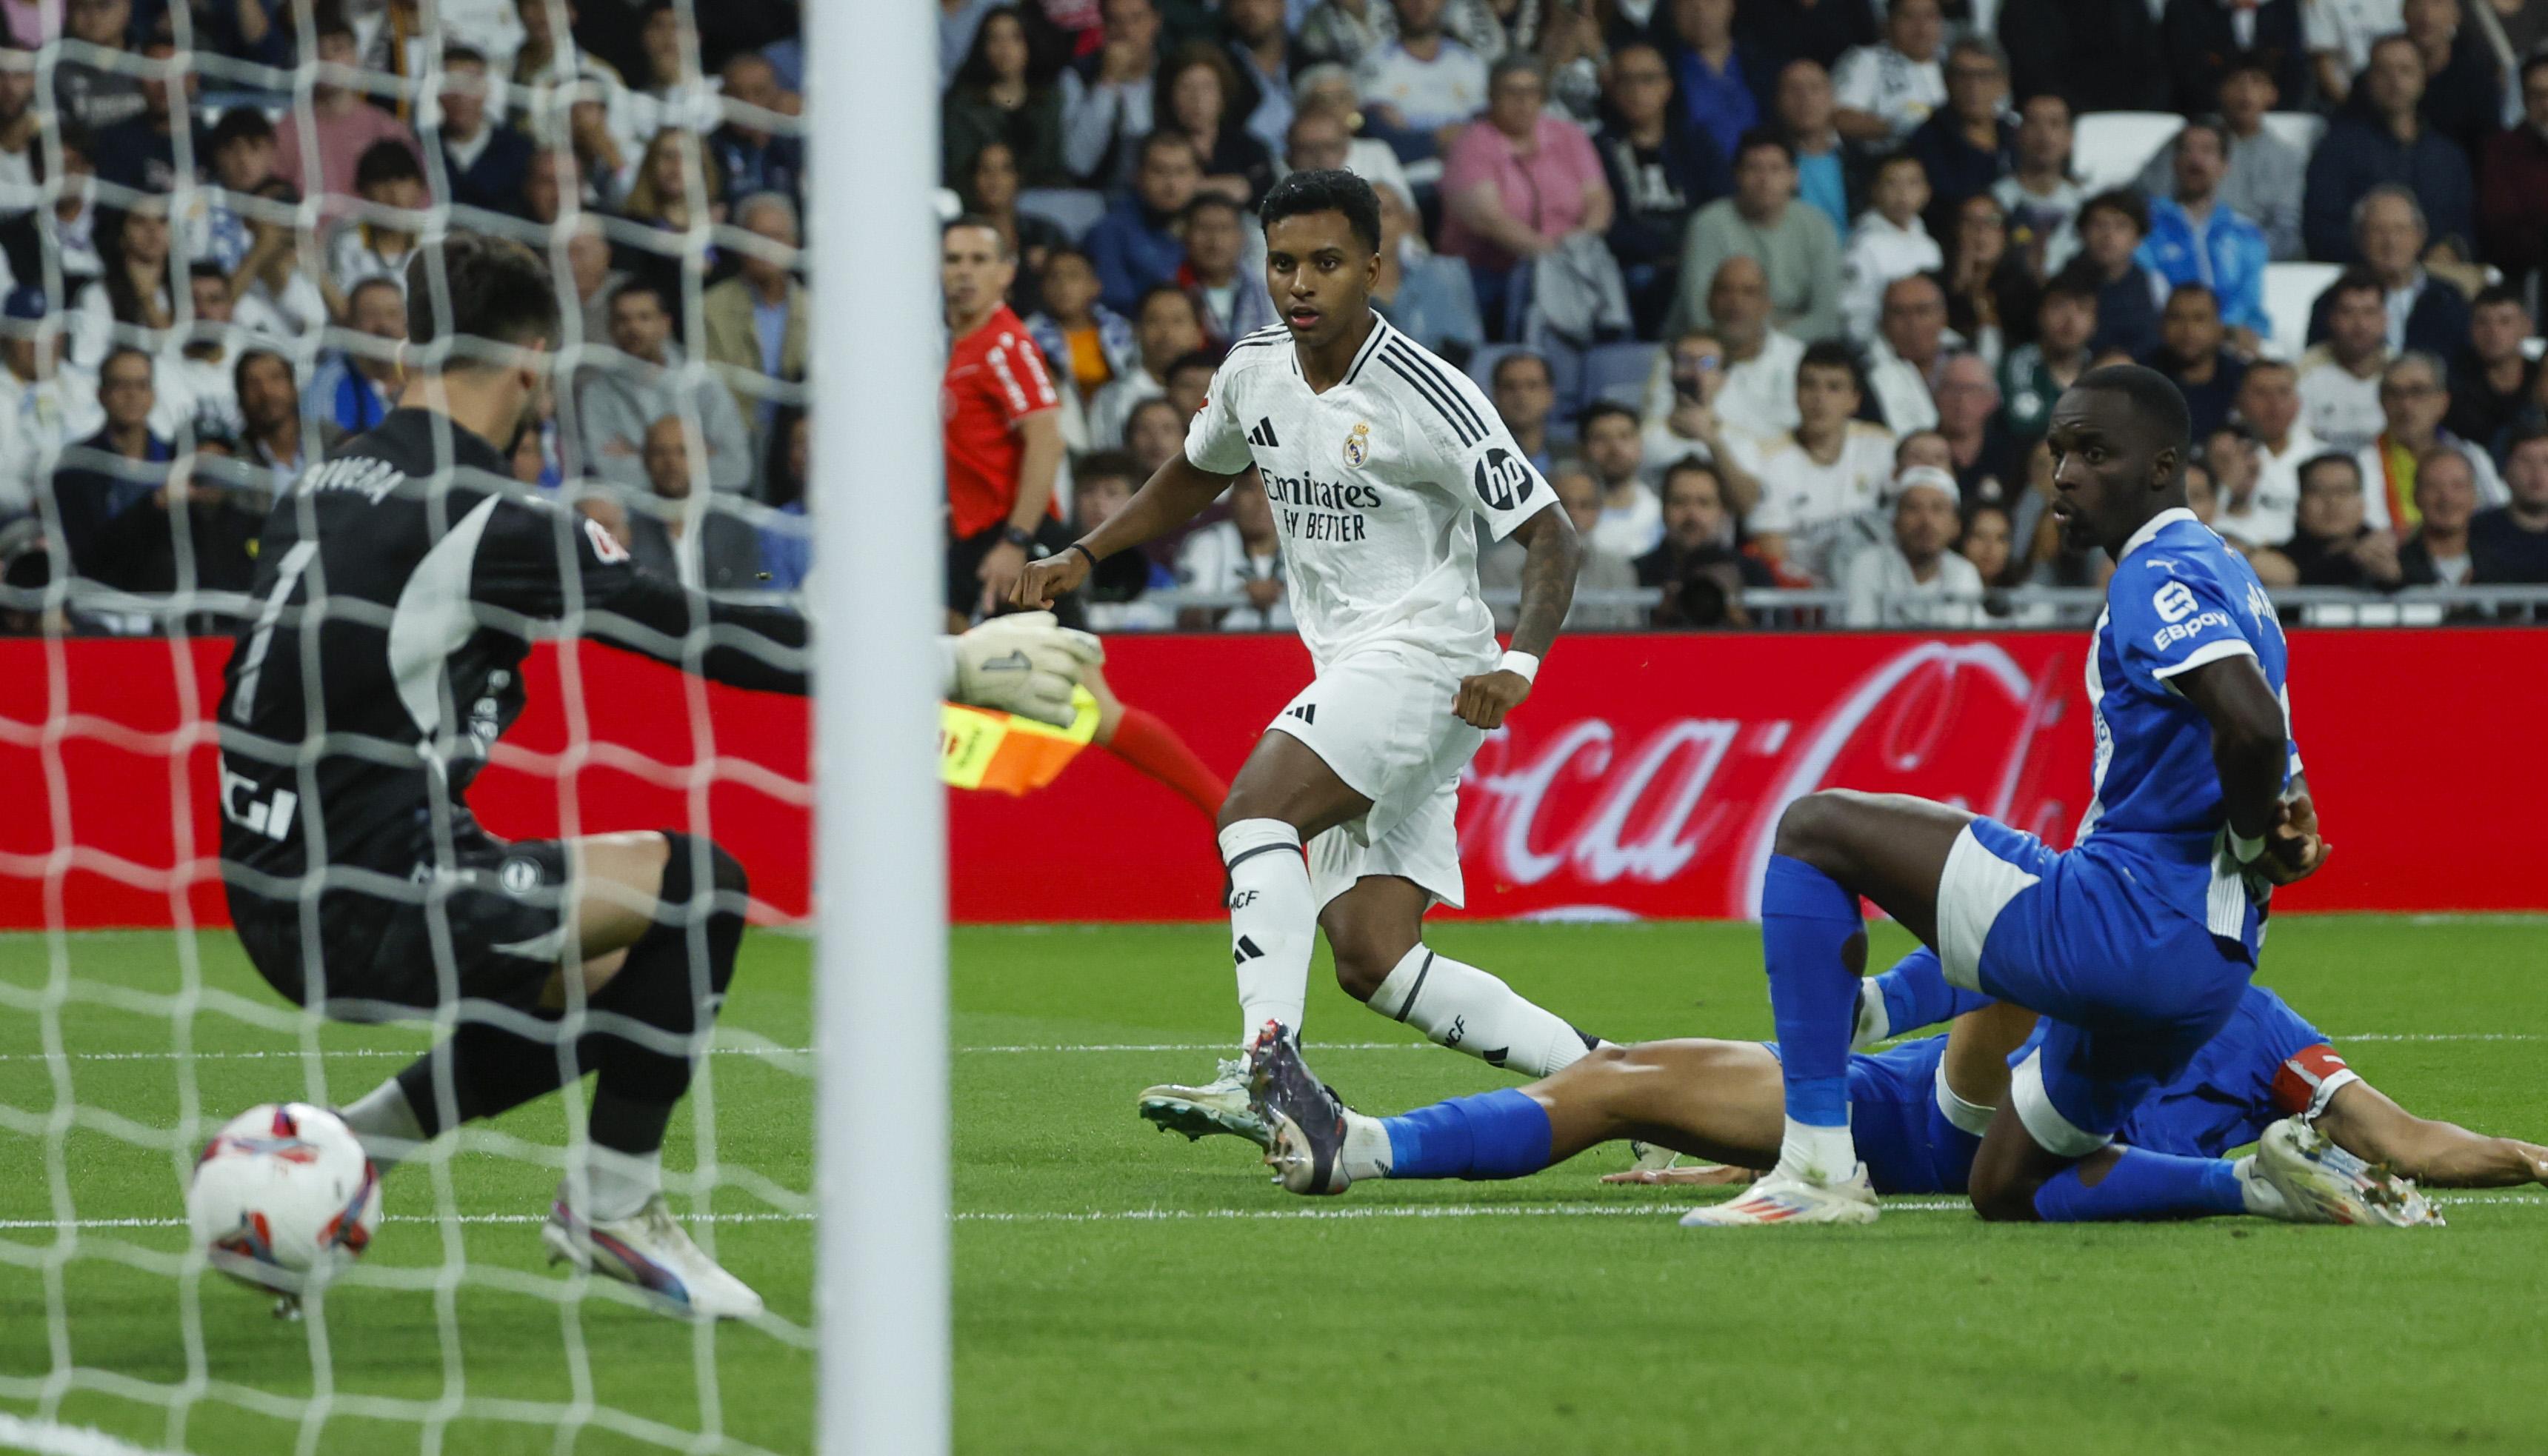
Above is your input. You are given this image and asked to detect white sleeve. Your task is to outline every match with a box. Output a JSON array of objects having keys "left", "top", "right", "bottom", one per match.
[
  {"left": 1747, "top": 457, "right": 1797, "bottom": 535},
  {"left": 1831, "top": 48, "right": 1879, "bottom": 112},
  {"left": 1396, "top": 356, "right": 1555, "bottom": 541},
  {"left": 1182, "top": 358, "right": 1255, "bottom": 476}
]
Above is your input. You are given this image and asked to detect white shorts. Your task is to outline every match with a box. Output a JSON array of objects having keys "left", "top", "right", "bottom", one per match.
[{"left": 1267, "top": 644, "right": 1484, "bottom": 912}]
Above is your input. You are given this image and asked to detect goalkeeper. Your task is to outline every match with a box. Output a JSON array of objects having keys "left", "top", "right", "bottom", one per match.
[{"left": 214, "top": 233, "right": 1095, "bottom": 1321}]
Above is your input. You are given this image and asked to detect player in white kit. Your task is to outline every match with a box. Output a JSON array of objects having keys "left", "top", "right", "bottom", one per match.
[{"left": 1013, "top": 169, "right": 1601, "bottom": 1148}]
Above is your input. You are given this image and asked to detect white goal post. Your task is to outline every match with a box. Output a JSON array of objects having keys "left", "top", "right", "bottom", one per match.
[{"left": 807, "top": 1, "right": 952, "bottom": 1453}]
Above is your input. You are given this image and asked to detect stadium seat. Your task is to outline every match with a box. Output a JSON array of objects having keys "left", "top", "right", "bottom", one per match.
[
  {"left": 2262, "top": 261, "right": 2342, "bottom": 361},
  {"left": 2071, "top": 112, "right": 2186, "bottom": 195},
  {"left": 1582, "top": 341, "right": 1661, "bottom": 410},
  {"left": 2260, "top": 111, "right": 2325, "bottom": 158},
  {"left": 1015, "top": 188, "right": 1108, "bottom": 244}
]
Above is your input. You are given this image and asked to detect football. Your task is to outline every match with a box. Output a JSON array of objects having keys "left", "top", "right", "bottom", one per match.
[{"left": 187, "top": 1103, "right": 381, "bottom": 1295}]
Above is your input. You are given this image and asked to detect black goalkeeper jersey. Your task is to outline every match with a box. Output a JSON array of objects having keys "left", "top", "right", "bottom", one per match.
[{"left": 215, "top": 407, "right": 807, "bottom": 889}]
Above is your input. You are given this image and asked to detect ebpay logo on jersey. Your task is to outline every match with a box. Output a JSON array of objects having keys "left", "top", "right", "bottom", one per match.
[{"left": 1262, "top": 469, "right": 1381, "bottom": 542}]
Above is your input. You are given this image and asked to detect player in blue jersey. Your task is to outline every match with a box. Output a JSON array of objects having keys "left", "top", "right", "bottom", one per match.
[
  {"left": 1674, "top": 364, "right": 2346, "bottom": 1226},
  {"left": 1241, "top": 953, "right": 2545, "bottom": 1219}
]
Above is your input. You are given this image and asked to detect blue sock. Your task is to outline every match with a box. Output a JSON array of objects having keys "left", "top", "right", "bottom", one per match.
[
  {"left": 1761, "top": 855, "right": 1863, "bottom": 1129},
  {"left": 2032, "top": 1147, "right": 2247, "bottom": 1222},
  {"left": 1874, "top": 948, "right": 1994, "bottom": 1038},
  {"left": 1381, "top": 1090, "right": 1553, "bottom": 1181}
]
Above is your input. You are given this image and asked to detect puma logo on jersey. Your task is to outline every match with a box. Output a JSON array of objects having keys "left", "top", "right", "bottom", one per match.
[
  {"left": 1248, "top": 418, "right": 1281, "bottom": 448},
  {"left": 1284, "top": 703, "right": 1316, "bottom": 725}
]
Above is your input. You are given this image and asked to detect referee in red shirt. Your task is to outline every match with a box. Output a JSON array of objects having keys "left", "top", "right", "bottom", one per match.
[{"left": 939, "top": 218, "right": 1227, "bottom": 821}]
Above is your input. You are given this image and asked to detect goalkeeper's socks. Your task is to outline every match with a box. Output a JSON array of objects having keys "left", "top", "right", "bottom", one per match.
[
  {"left": 2032, "top": 1148, "right": 2246, "bottom": 1222},
  {"left": 1378, "top": 1090, "right": 1553, "bottom": 1181},
  {"left": 573, "top": 1091, "right": 677, "bottom": 1221},
  {"left": 339, "top": 1077, "right": 427, "bottom": 1170},
  {"left": 1366, "top": 945, "right": 1599, "bottom": 1078},
  {"left": 1761, "top": 854, "right": 1864, "bottom": 1184},
  {"left": 1104, "top": 707, "right": 1227, "bottom": 819},
  {"left": 1856, "top": 946, "right": 1995, "bottom": 1048},
  {"left": 1224, "top": 819, "right": 1315, "bottom": 1046}
]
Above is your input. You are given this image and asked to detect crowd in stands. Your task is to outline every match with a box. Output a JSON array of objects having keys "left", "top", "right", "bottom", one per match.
[
  {"left": 952, "top": 0, "right": 2548, "bottom": 632},
  {"left": 0, "top": 0, "right": 807, "bottom": 630}
]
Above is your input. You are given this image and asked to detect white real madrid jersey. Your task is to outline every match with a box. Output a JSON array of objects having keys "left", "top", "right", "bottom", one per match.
[{"left": 1184, "top": 316, "right": 1554, "bottom": 670}]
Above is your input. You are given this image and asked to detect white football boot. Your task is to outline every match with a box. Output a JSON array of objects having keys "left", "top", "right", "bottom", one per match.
[
  {"left": 1678, "top": 1165, "right": 1881, "bottom": 1227},
  {"left": 1138, "top": 1058, "right": 1272, "bottom": 1148},
  {"left": 543, "top": 1190, "right": 767, "bottom": 1319},
  {"left": 2252, "top": 1118, "right": 2442, "bottom": 1228}
]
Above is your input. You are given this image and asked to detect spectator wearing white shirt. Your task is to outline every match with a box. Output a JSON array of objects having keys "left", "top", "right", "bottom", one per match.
[
  {"left": 2224, "top": 358, "right": 2321, "bottom": 548},
  {"left": 1831, "top": 0, "right": 1946, "bottom": 151},
  {"left": 1578, "top": 400, "right": 1663, "bottom": 558},
  {"left": 1741, "top": 339, "right": 1898, "bottom": 580},
  {"left": 1061, "top": 0, "right": 1165, "bottom": 189},
  {"left": 321, "top": 141, "right": 426, "bottom": 324},
  {"left": 1993, "top": 92, "right": 2082, "bottom": 277},
  {"left": 1176, "top": 470, "right": 1293, "bottom": 631},
  {"left": 1862, "top": 273, "right": 1952, "bottom": 436},
  {"left": 0, "top": 288, "right": 99, "bottom": 522},
  {"left": 1842, "top": 464, "right": 1984, "bottom": 627},
  {"left": 1355, "top": 0, "right": 1490, "bottom": 160},
  {"left": 1841, "top": 154, "right": 1943, "bottom": 342},
  {"left": 2295, "top": 270, "right": 2392, "bottom": 454},
  {"left": 1636, "top": 327, "right": 1767, "bottom": 513},
  {"left": 2307, "top": 0, "right": 2404, "bottom": 108},
  {"left": 153, "top": 264, "right": 247, "bottom": 447},
  {"left": 1676, "top": 256, "right": 1803, "bottom": 439},
  {"left": 1283, "top": 72, "right": 1415, "bottom": 210},
  {"left": 67, "top": 202, "right": 174, "bottom": 376}
]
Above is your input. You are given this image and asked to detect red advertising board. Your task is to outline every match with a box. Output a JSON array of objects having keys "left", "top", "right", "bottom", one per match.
[{"left": 1, "top": 630, "right": 2540, "bottom": 929}]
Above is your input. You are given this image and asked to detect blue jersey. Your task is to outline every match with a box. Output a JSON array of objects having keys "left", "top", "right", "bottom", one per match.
[
  {"left": 2115, "top": 984, "right": 2349, "bottom": 1157},
  {"left": 2076, "top": 507, "right": 2295, "bottom": 961}
]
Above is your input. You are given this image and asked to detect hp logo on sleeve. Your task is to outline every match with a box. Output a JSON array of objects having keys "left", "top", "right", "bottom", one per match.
[{"left": 1472, "top": 448, "right": 1535, "bottom": 512}]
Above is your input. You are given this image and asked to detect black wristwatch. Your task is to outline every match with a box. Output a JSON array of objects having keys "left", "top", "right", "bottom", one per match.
[{"left": 1000, "top": 524, "right": 1035, "bottom": 550}]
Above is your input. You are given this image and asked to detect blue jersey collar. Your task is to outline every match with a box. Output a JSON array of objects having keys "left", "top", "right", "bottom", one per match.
[{"left": 2117, "top": 506, "right": 2199, "bottom": 564}]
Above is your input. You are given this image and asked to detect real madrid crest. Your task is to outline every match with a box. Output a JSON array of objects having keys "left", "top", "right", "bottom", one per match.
[{"left": 1343, "top": 421, "right": 1370, "bottom": 467}]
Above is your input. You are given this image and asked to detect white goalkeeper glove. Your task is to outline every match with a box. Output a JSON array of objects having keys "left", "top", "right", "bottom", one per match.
[{"left": 941, "top": 612, "right": 1104, "bottom": 727}]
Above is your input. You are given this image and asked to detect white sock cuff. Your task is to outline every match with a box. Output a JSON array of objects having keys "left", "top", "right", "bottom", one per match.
[
  {"left": 1364, "top": 944, "right": 1435, "bottom": 1022},
  {"left": 1852, "top": 978, "right": 1890, "bottom": 1050},
  {"left": 1218, "top": 818, "right": 1302, "bottom": 866}
]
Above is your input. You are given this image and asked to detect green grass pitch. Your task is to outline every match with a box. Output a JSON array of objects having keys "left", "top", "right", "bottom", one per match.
[{"left": 1, "top": 918, "right": 2544, "bottom": 1455}]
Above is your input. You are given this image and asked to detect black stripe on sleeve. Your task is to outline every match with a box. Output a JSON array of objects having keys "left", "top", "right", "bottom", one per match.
[
  {"left": 1384, "top": 341, "right": 1490, "bottom": 441},
  {"left": 1341, "top": 317, "right": 1389, "bottom": 387},
  {"left": 1379, "top": 349, "right": 1483, "bottom": 447}
]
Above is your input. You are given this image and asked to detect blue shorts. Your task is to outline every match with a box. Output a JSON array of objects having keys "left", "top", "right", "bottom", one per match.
[
  {"left": 1933, "top": 818, "right": 2252, "bottom": 1156},
  {"left": 1767, "top": 1038, "right": 1988, "bottom": 1196}
]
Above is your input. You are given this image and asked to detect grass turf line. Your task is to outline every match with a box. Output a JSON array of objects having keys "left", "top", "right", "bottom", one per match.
[{"left": 0, "top": 920, "right": 2539, "bottom": 1455}]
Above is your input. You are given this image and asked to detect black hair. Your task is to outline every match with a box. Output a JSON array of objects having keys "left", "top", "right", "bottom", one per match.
[
  {"left": 2324, "top": 267, "right": 2384, "bottom": 307},
  {"left": 2472, "top": 283, "right": 2530, "bottom": 315},
  {"left": 1578, "top": 398, "right": 1638, "bottom": 435},
  {"left": 1491, "top": 350, "right": 1551, "bottom": 388},
  {"left": 1658, "top": 457, "right": 1724, "bottom": 498},
  {"left": 1165, "top": 347, "right": 1220, "bottom": 379},
  {"left": 404, "top": 231, "right": 561, "bottom": 356},
  {"left": 2075, "top": 363, "right": 2193, "bottom": 457},
  {"left": 942, "top": 213, "right": 1014, "bottom": 258},
  {"left": 1732, "top": 128, "right": 1793, "bottom": 168},
  {"left": 353, "top": 138, "right": 424, "bottom": 191},
  {"left": 2298, "top": 450, "right": 2363, "bottom": 490},
  {"left": 99, "top": 344, "right": 156, "bottom": 381},
  {"left": 610, "top": 275, "right": 673, "bottom": 315},
  {"left": 2164, "top": 280, "right": 2218, "bottom": 308},
  {"left": 953, "top": 4, "right": 1027, "bottom": 91},
  {"left": 443, "top": 44, "right": 488, "bottom": 69},
  {"left": 1135, "top": 128, "right": 1202, "bottom": 168},
  {"left": 209, "top": 106, "right": 275, "bottom": 153},
  {"left": 1074, "top": 448, "right": 1141, "bottom": 486},
  {"left": 1258, "top": 167, "right": 1381, "bottom": 254},
  {"left": 2504, "top": 421, "right": 2548, "bottom": 459},
  {"left": 1798, "top": 338, "right": 1861, "bottom": 389},
  {"left": 233, "top": 346, "right": 293, "bottom": 400},
  {"left": 1181, "top": 193, "right": 1243, "bottom": 224},
  {"left": 2525, "top": 52, "right": 2548, "bottom": 87},
  {"left": 2041, "top": 272, "right": 2100, "bottom": 309},
  {"left": 1133, "top": 282, "right": 1197, "bottom": 320},
  {"left": 2078, "top": 187, "right": 2149, "bottom": 236},
  {"left": 187, "top": 259, "right": 228, "bottom": 284},
  {"left": 763, "top": 404, "right": 808, "bottom": 510}
]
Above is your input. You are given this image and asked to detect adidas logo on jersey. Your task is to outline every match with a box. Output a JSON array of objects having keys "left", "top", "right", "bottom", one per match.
[
  {"left": 1284, "top": 703, "right": 1316, "bottom": 725},
  {"left": 1233, "top": 935, "right": 1266, "bottom": 965},
  {"left": 1248, "top": 418, "right": 1281, "bottom": 448}
]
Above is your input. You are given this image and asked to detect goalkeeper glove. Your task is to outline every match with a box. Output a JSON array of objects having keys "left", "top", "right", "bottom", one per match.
[{"left": 942, "top": 612, "right": 1104, "bottom": 727}]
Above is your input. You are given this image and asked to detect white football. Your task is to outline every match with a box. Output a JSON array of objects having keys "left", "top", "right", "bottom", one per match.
[{"left": 187, "top": 1103, "right": 381, "bottom": 1294}]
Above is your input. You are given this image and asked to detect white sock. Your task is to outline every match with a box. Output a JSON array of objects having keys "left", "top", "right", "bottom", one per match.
[
  {"left": 338, "top": 1078, "right": 426, "bottom": 1171},
  {"left": 1221, "top": 819, "right": 1315, "bottom": 1048},
  {"left": 1775, "top": 1115, "right": 1859, "bottom": 1186},
  {"left": 1366, "top": 946, "right": 1595, "bottom": 1078},
  {"left": 1339, "top": 1109, "right": 1395, "bottom": 1183},
  {"left": 1851, "top": 978, "right": 1890, "bottom": 1051},
  {"left": 570, "top": 1145, "right": 664, "bottom": 1223}
]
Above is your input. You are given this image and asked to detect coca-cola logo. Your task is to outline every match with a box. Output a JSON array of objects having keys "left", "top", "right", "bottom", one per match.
[{"left": 1461, "top": 642, "right": 2078, "bottom": 918}]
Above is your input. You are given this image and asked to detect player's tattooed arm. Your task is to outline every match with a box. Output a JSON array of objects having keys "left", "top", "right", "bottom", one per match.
[
  {"left": 1012, "top": 454, "right": 1237, "bottom": 609},
  {"left": 2172, "top": 655, "right": 2326, "bottom": 885},
  {"left": 1455, "top": 503, "right": 1577, "bottom": 730},
  {"left": 2315, "top": 1081, "right": 2548, "bottom": 1189}
]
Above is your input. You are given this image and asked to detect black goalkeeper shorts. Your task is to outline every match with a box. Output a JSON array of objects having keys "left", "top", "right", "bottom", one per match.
[{"left": 228, "top": 818, "right": 573, "bottom": 1021}]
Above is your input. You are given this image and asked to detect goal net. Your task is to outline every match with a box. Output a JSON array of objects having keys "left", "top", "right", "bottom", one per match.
[{"left": 0, "top": 2, "right": 839, "bottom": 1451}]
